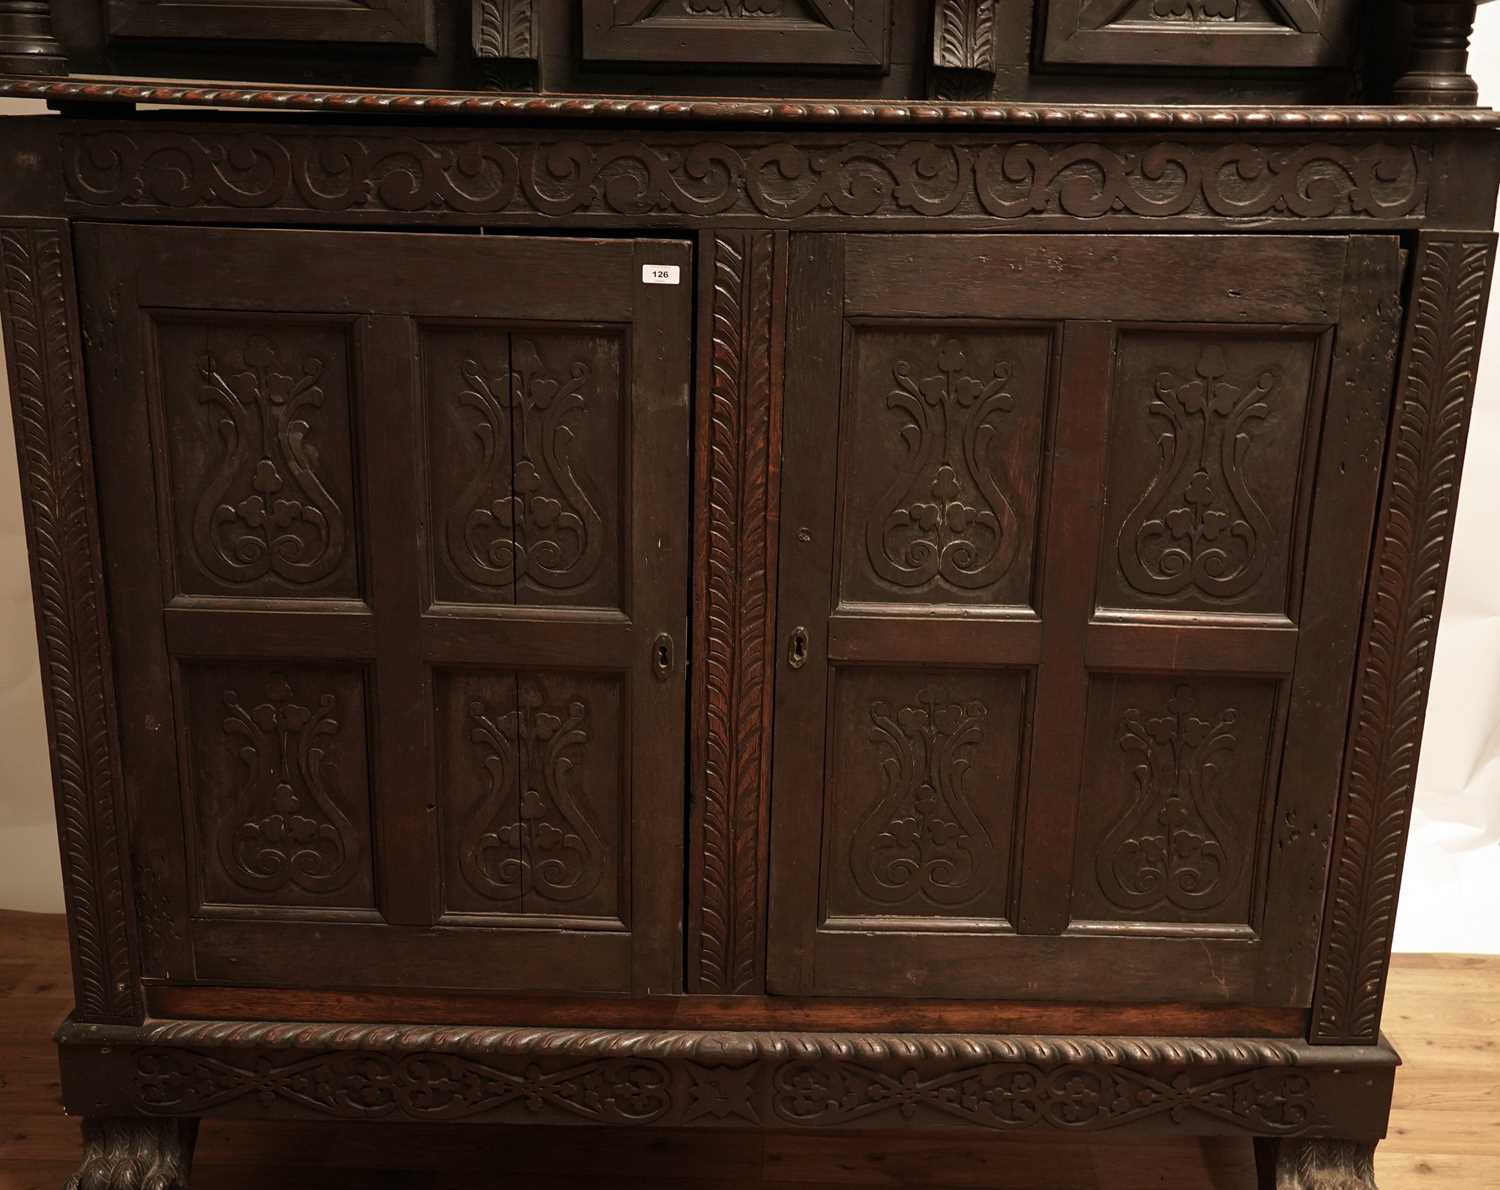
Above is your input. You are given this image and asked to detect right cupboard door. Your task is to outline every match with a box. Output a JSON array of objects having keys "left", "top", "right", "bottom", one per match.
[{"left": 767, "top": 234, "right": 1402, "bottom": 1004}]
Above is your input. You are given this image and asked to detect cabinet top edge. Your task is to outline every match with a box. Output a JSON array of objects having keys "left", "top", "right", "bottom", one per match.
[{"left": 6, "top": 75, "right": 1500, "bottom": 132}]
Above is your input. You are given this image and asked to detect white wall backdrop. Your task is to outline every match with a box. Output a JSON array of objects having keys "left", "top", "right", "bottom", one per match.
[{"left": 2, "top": 42, "right": 1500, "bottom": 948}]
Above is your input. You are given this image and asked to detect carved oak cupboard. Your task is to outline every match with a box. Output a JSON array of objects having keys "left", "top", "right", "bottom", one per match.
[{"left": 0, "top": 1, "right": 1495, "bottom": 1188}]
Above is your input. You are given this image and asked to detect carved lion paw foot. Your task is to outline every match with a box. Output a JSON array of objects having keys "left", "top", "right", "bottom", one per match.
[
  {"left": 1257, "top": 1138, "right": 1378, "bottom": 1190},
  {"left": 64, "top": 1119, "right": 198, "bottom": 1190}
]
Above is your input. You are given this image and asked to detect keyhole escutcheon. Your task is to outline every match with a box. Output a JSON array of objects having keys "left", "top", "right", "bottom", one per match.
[
  {"left": 788, "top": 626, "right": 810, "bottom": 670},
  {"left": 653, "top": 632, "right": 675, "bottom": 680}
]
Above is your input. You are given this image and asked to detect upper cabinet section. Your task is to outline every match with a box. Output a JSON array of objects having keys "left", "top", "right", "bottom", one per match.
[
  {"left": 1040, "top": 0, "right": 1360, "bottom": 70},
  {"left": 582, "top": 0, "right": 891, "bottom": 68},
  {"left": 108, "top": 0, "right": 437, "bottom": 49}
]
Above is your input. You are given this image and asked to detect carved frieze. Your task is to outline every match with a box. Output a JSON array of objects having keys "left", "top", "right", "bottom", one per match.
[{"left": 61, "top": 131, "right": 1430, "bottom": 227}]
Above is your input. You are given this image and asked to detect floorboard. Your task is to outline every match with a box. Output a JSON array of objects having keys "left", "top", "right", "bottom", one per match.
[{"left": 0, "top": 911, "right": 1495, "bottom": 1188}]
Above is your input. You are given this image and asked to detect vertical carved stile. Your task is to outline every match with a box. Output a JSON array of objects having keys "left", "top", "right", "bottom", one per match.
[
  {"left": 691, "top": 231, "right": 783, "bottom": 994},
  {"left": 1311, "top": 233, "right": 1496, "bottom": 1045},
  {"left": 930, "top": 0, "right": 996, "bottom": 100},
  {"left": 0, "top": 222, "right": 139, "bottom": 1022},
  {"left": 474, "top": 0, "right": 536, "bottom": 59}
]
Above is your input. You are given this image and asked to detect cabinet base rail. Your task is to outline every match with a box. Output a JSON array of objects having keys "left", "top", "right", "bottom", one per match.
[{"left": 56, "top": 1019, "right": 1396, "bottom": 1140}]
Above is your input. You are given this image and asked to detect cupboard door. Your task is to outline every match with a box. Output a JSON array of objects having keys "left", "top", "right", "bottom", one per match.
[
  {"left": 767, "top": 234, "right": 1400, "bottom": 1004},
  {"left": 81, "top": 226, "right": 691, "bottom": 996}
]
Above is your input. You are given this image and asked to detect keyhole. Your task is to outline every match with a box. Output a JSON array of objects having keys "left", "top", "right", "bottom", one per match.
[
  {"left": 788, "top": 626, "right": 809, "bottom": 670},
  {"left": 653, "top": 633, "right": 674, "bottom": 679}
]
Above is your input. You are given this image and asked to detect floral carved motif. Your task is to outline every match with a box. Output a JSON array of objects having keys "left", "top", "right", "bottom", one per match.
[
  {"left": 193, "top": 335, "right": 348, "bottom": 589},
  {"left": 772, "top": 1061, "right": 1313, "bottom": 1132},
  {"left": 851, "top": 686, "right": 998, "bottom": 908},
  {"left": 683, "top": 0, "right": 786, "bottom": 13},
  {"left": 445, "top": 339, "right": 604, "bottom": 596},
  {"left": 1117, "top": 346, "right": 1277, "bottom": 602},
  {"left": 1151, "top": 0, "right": 1242, "bottom": 19},
  {"left": 135, "top": 1049, "right": 672, "bottom": 1124},
  {"left": 867, "top": 340, "right": 1021, "bottom": 593},
  {"left": 1097, "top": 685, "right": 1244, "bottom": 914},
  {"left": 460, "top": 679, "right": 606, "bottom": 906},
  {"left": 62, "top": 132, "right": 1429, "bottom": 225},
  {"left": 218, "top": 676, "right": 362, "bottom": 897}
]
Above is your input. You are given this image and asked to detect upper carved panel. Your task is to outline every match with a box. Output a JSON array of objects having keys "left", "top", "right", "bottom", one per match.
[
  {"left": 426, "top": 327, "right": 622, "bottom": 609},
  {"left": 183, "top": 663, "right": 375, "bottom": 911},
  {"left": 840, "top": 328, "right": 1050, "bottom": 609},
  {"left": 582, "top": 0, "right": 888, "bottom": 66},
  {"left": 61, "top": 131, "right": 1429, "bottom": 228},
  {"left": 1100, "top": 333, "right": 1321, "bottom": 616},
  {"left": 1043, "top": 0, "right": 1352, "bottom": 68},
  {"left": 824, "top": 668, "right": 1025, "bottom": 925},
  {"left": 155, "top": 321, "right": 361, "bottom": 600},
  {"left": 436, "top": 668, "right": 623, "bottom": 922},
  {"left": 1070, "top": 675, "right": 1278, "bottom": 927}
]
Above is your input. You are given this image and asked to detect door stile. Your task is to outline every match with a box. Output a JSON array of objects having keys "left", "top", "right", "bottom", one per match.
[
  {"left": 360, "top": 314, "right": 439, "bottom": 927},
  {"left": 1015, "top": 320, "right": 1116, "bottom": 936}
]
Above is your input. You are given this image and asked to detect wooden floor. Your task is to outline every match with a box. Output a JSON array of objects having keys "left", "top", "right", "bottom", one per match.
[{"left": 1, "top": 912, "right": 1496, "bottom": 1189}]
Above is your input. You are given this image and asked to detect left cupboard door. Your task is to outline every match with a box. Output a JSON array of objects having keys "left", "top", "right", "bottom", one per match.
[{"left": 78, "top": 225, "right": 693, "bottom": 996}]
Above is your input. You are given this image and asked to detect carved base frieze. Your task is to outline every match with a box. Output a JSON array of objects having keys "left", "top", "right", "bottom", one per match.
[{"left": 57, "top": 1020, "right": 1397, "bottom": 1138}]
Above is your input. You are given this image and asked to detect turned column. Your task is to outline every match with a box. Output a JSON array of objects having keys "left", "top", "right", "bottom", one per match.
[
  {"left": 1394, "top": 0, "right": 1481, "bottom": 105},
  {"left": 0, "top": 0, "right": 66, "bottom": 76}
]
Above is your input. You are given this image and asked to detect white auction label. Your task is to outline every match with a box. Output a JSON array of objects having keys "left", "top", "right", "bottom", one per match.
[{"left": 642, "top": 264, "right": 682, "bottom": 285}]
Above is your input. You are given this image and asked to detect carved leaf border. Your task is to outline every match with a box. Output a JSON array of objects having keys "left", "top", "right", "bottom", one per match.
[
  {"left": 1311, "top": 234, "right": 1497, "bottom": 1045},
  {"left": 0, "top": 223, "right": 138, "bottom": 1022}
]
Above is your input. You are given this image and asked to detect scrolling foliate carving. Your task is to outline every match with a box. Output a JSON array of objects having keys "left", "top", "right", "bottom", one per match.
[
  {"left": 851, "top": 686, "right": 999, "bottom": 908},
  {"left": 218, "top": 676, "right": 362, "bottom": 897},
  {"left": 1097, "top": 685, "right": 1244, "bottom": 914},
  {"left": 61, "top": 131, "right": 1429, "bottom": 226},
  {"left": 1, "top": 224, "right": 138, "bottom": 1022},
  {"left": 446, "top": 341, "right": 604, "bottom": 597},
  {"left": 1117, "top": 346, "right": 1277, "bottom": 602},
  {"left": 867, "top": 340, "right": 1021, "bottom": 593},
  {"left": 461, "top": 678, "right": 606, "bottom": 907},
  {"left": 1312, "top": 235, "right": 1497, "bottom": 1045},
  {"left": 193, "top": 335, "right": 348, "bottom": 590}
]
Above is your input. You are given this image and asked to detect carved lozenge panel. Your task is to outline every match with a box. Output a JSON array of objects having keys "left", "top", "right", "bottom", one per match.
[
  {"left": 1099, "top": 331, "right": 1322, "bottom": 616},
  {"left": 153, "top": 319, "right": 361, "bottom": 600},
  {"left": 1070, "top": 675, "right": 1279, "bottom": 928},
  {"left": 435, "top": 668, "right": 624, "bottom": 923},
  {"left": 181, "top": 662, "right": 375, "bottom": 911},
  {"left": 838, "top": 327, "right": 1052, "bottom": 609},
  {"left": 822, "top": 667, "right": 1026, "bottom": 925},
  {"left": 425, "top": 326, "right": 623, "bottom": 610}
]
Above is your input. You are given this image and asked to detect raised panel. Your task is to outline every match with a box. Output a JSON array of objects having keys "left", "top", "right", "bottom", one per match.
[
  {"left": 107, "top": 0, "right": 437, "bottom": 49},
  {"left": 181, "top": 661, "right": 375, "bottom": 912},
  {"left": 153, "top": 318, "right": 362, "bottom": 601},
  {"left": 1069, "top": 675, "right": 1279, "bottom": 929},
  {"left": 823, "top": 667, "right": 1026, "bottom": 927},
  {"left": 839, "top": 327, "right": 1051, "bottom": 610},
  {"left": 435, "top": 668, "right": 625, "bottom": 924},
  {"left": 582, "top": 0, "right": 890, "bottom": 67},
  {"left": 1098, "top": 330, "right": 1323, "bottom": 618},
  {"left": 1042, "top": 0, "right": 1354, "bottom": 67},
  {"left": 425, "top": 325, "right": 624, "bottom": 611}
]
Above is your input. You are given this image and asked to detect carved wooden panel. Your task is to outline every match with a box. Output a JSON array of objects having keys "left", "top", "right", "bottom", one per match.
[
  {"left": 1042, "top": 0, "right": 1357, "bottom": 68},
  {"left": 840, "top": 327, "right": 1050, "bottom": 609},
  {"left": 435, "top": 668, "right": 624, "bottom": 923},
  {"left": 823, "top": 668, "right": 1025, "bottom": 926},
  {"left": 1069, "top": 676, "right": 1279, "bottom": 927},
  {"left": 582, "top": 0, "right": 890, "bottom": 67},
  {"left": 107, "top": 0, "right": 436, "bottom": 49},
  {"left": 153, "top": 319, "right": 361, "bottom": 601},
  {"left": 929, "top": 0, "right": 997, "bottom": 101},
  {"left": 181, "top": 662, "right": 375, "bottom": 911},
  {"left": 424, "top": 325, "right": 624, "bottom": 610},
  {"left": 1098, "top": 331, "right": 1323, "bottom": 617}
]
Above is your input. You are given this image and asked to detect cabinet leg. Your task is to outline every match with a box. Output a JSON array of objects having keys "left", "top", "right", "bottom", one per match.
[
  {"left": 1255, "top": 1138, "right": 1378, "bottom": 1190},
  {"left": 64, "top": 1118, "right": 199, "bottom": 1190}
]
